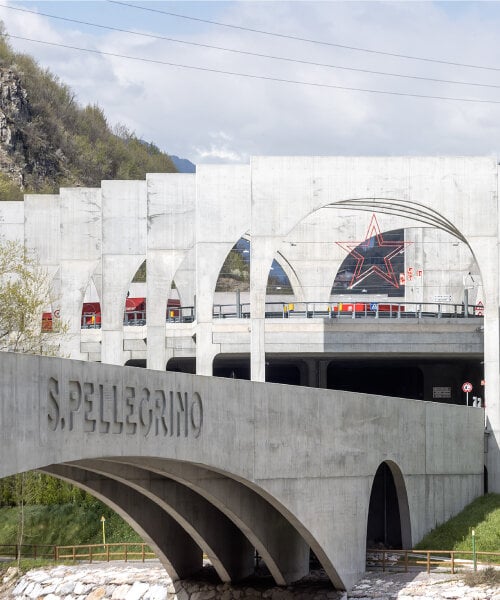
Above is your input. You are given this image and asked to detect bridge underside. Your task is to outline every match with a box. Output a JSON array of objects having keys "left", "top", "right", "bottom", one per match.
[{"left": 42, "top": 458, "right": 316, "bottom": 587}]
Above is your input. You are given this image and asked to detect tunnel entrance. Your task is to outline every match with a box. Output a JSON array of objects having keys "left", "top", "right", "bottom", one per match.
[{"left": 366, "top": 462, "right": 402, "bottom": 549}]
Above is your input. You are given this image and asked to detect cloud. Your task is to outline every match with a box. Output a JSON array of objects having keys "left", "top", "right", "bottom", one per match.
[{"left": 1, "top": 1, "right": 500, "bottom": 164}]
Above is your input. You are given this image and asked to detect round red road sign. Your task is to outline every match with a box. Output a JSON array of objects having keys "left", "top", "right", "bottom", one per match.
[{"left": 462, "top": 382, "right": 473, "bottom": 393}]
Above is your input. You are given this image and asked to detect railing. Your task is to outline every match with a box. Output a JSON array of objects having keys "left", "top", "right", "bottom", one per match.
[
  {"left": 0, "top": 543, "right": 155, "bottom": 563},
  {"left": 367, "top": 549, "right": 500, "bottom": 574},
  {"left": 81, "top": 307, "right": 197, "bottom": 329},
  {"left": 0, "top": 544, "right": 56, "bottom": 560},
  {"left": 56, "top": 543, "right": 155, "bottom": 563},
  {"left": 79, "top": 301, "right": 484, "bottom": 328},
  {"left": 213, "top": 301, "right": 484, "bottom": 320},
  {"left": 166, "top": 306, "right": 195, "bottom": 323}
]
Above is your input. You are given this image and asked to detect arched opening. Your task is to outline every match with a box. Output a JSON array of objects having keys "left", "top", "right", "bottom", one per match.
[
  {"left": 214, "top": 239, "right": 297, "bottom": 318},
  {"left": 215, "top": 239, "right": 250, "bottom": 293},
  {"left": 266, "top": 259, "right": 294, "bottom": 296},
  {"left": 367, "top": 461, "right": 411, "bottom": 550},
  {"left": 81, "top": 270, "right": 101, "bottom": 329}
]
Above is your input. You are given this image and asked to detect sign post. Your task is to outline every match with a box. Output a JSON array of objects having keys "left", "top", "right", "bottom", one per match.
[
  {"left": 462, "top": 382, "right": 473, "bottom": 406},
  {"left": 101, "top": 515, "right": 106, "bottom": 546}
]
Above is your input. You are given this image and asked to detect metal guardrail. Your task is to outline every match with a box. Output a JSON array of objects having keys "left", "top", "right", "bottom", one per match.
[
  {"left": 367, "top": 549, "right": 500, "bottom": 574},
  {"left": 213, "top": 301, "right": 484, "bottom": 320},
  {"left": 81, "top": 307, "right": 196, "bottom": 328},
  {"left": 78, "top": 301, "right": 484, "bottom": 327},
  {"left": 0, "top": 543, "right": 155, "bottom": 563}
]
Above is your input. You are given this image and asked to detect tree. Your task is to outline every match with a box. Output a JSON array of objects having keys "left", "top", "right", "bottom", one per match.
[
  {"left": 0, "top": 238, "right": 69, "bottom": 562},
  {"left": 0, "top": 238, "right": 66, "bottom": 355}
]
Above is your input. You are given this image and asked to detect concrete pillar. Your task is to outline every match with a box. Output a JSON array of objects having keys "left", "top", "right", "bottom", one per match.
[
  {"left": 75, "top": 460, "right": 255, "bottom": 582},
  {"left": 469, "top": 235, "right": 500, "bottom": 492},
  {"left": 250, "top": 236, "right": 276, "bottom": 382},
  {"left": 101, "top": 181, "right": 147, "bottom": 366},
  {"left": 302, "top": 359, "right": 317, "bottom": 387},
  {"left": 44, "top": 464, "right": 203, "bottom": 580},
  {"left": 318, "top": 360, "right": 329, "bottom": 389},
  {"left": 146, "top": 174, "right": 195, "bottom": 371},
  {"left": 195, "top": 165, "right": 250, "bottom": 376}
]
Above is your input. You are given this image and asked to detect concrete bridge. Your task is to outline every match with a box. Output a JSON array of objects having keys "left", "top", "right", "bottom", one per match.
[{"left": 0, "top": 352, "right": 484, "bottom": 591}]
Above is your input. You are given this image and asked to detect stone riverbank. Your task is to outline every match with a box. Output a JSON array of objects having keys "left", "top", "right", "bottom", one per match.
[{"left": 1, "top": 563, "right": 499, "bottom": 600}]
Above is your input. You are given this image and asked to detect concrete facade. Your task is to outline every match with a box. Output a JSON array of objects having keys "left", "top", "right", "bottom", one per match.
[{"left": 0, "top": 352, "right": 485, "bottom": 590}]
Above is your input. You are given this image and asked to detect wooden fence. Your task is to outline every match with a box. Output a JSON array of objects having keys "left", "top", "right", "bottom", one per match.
[
  {"left": 367, "top": 549, "right": 500, "bottom": 574},
  {"left": 0, "top": 543, "right": 155, "bottom": 563}
]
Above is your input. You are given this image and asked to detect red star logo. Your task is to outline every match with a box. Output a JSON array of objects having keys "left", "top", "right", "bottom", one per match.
[{"left": 336, "top": 214, "right": 411, "bottom": 289}]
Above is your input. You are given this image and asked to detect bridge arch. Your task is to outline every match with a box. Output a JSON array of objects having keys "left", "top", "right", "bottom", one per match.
[
  {"left": 366, "top": 460, "right": 411, "bottom": 550},
  {"left": 40, "top": 455, "right": 348, "bottom": 589},
  {"left": 42, "top": 464, "right": 203, "bottom": 580}
]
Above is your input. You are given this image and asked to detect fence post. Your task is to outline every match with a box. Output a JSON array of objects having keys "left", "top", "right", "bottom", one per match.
[
  {"left": 426, "top": 552, "right": 430, "bottom": 574},
  {"left": 125, "top": 545, "right": 128, "bottom": 563},
  {"left": 382, "top": 550, "right": 386, "bottom": 572},
  {"left": 142, "top": 544, "right": 145, "bottom": 562},
  {"left": 106, "top": 544, "right": 110, "bottom": 562},
  {"left": 72, "top": 546, "right": 76, "bottom": 563},
  {"left": 451, "top": 552, "right": 455, "bottom": 574},
  {"left": 405, "top": 551, "right": 408, "bottom": 573}
]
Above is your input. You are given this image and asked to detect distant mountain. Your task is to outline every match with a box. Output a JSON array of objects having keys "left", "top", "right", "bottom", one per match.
[{"left": 170, "top": 155, "right": 196, "bottom": 173}]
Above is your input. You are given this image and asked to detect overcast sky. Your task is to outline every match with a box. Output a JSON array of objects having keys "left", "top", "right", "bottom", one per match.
[{"left": 1, "top": 1, "right": 500, "bottom": 164}]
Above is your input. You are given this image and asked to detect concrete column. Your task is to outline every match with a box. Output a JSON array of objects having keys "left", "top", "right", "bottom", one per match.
[
  {"left": 44, "top": 465, "right": 203, "bottom": 580},
  {"left": 469, "top": 235, "right": 500, "bottom": 492},
  {"left": 146, "top": 251, "right": 172, "bottom": 371},
  {"left": 146, "top": 174, "right": 195, "bottom": 371},
  {"left": 101, "top": 180, "right": 147, "bottom": 366},
  {"left": 250, "top": 236, "right": 276, "bottom": 382},
  {"left": 318, "top": 360, "right": 329, "bottom": 389},
  {"left": 195, "top": 165, "right": 250, "bottom": 376},
  {"left": 301, "top": 359, "right": 317, "bottom": 387}
]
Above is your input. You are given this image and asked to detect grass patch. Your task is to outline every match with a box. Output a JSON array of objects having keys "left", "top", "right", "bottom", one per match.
[
  {"left": 0, "top": 503, "right": 142, "bottom": 548},
  {"left": 415, "top": 493, "right": 500, "bottom": 559}
]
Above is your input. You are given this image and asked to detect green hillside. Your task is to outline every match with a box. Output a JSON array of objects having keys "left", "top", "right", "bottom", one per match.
[
  {"left": 415, "top": 493, "right": 500, "bottom": 554},
  {"left": 0, "top": 24, "right": 176, "bottom": 200}
]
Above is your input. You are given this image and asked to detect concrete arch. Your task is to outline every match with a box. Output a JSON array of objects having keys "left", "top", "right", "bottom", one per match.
[
  {"left": 42, "top": 464, "right": 203, "bottom": 580},
  {"left": 250, "top": 196, "right": 489, "bottom": 379},
  {"left": 64, "top": 458, "right": 255, "bottom": 583},
  {"left": 367, "top": 460, "right": 412, "bottom": 550},
  {"left": 99, "top": 456, "right": 314, "bottom": 587}
]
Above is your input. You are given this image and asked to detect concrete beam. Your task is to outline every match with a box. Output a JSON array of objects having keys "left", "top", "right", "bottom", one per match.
[
  {"left": 68, "top": 459, "right": 255, "bottom": 582},
  {"left": 43, "top": 464, "right": 203, "bottom": 579}
]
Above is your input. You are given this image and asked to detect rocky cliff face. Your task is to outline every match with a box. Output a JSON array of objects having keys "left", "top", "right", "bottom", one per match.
[
  {"left": 0, "top": 68, "right": 30, "bottom": 187},
  {"left": 0, "top": 67, "right": 64, "bottom": 192}
]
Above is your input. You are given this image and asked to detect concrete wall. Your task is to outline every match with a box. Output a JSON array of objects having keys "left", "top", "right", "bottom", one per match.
[{"left": 0, "top": 352, "right": 484, "bottom": 590}]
